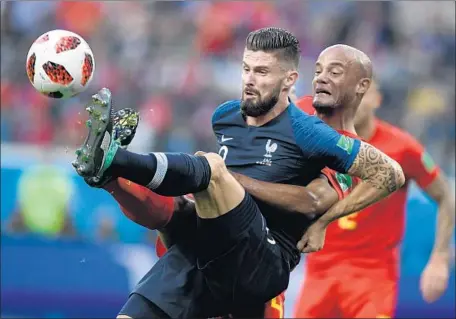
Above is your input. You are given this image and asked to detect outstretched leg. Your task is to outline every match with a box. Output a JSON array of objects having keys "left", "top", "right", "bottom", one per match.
[
  {"left": 72, "top": 88, "right": 245, "bottom": 218},
  {"left": 73, "top": 88, "right": 289, "bottom": 304}
]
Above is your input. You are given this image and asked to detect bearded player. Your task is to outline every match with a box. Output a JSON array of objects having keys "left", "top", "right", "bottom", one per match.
[
  {"left": 98, "top": 112, "right": 337, "bottom": 318},
  {"left": 101, "top": 110, "right": 348, "bottom": 318},
  {"left": 74, "top": 28, "right": 405, "bottom": 317},
  {"left": 294, "top": 81, "right": 455, "bottom": 318},
  {"left": 104, "top": 44, "right": 382, "bottom": 318},
  {"left": 94, "top": 43, "right": 372, "bottom": 318}
]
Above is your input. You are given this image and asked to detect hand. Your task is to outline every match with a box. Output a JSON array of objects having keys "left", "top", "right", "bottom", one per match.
[
  {"left": 420, "top": 252, "right": 450, "bottom": 303},
  {"left": 297, "top": 221, "right": 327, "bottom": 253}
]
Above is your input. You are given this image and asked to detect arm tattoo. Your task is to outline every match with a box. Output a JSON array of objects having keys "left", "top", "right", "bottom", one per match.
[{"left": 348, "top": 142, "right": 405, "bottom": 193}]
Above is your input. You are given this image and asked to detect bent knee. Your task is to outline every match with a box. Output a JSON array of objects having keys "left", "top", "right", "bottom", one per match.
[{"left": 200, "top": 152, "right": 229, "bottom": 182}]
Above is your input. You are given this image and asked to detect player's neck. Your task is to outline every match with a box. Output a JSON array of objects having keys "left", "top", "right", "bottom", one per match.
[
  {"left": 246, "top": 98, "right": 289, "bottom": 127},
  {"left": 355, "top": 115, "right": 376, "bottom": 140},
  {"left": 316, "top": 108, "right": 357, "bottom": 134}
]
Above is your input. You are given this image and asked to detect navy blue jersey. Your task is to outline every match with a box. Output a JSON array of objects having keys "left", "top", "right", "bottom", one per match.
[{"left": 212, "top": 100, "right": 361, "bottom": 255}]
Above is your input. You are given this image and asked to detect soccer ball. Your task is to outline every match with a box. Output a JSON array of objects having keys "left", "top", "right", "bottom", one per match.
[{"left": 26, "top": 29, "right": 95, "bottom": 99}]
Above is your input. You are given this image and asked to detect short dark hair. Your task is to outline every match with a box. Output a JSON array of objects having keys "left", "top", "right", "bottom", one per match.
[{"left": 245, "top": 27, "right": 301, "bottom": 69}]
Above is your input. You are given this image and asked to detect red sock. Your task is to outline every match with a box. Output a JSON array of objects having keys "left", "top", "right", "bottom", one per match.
[
  {"left": 105, "top": 178, "right": 174, "bottom": 230},
  {"left": 155, "top": 236, "right": 168, "bottom": 257}
]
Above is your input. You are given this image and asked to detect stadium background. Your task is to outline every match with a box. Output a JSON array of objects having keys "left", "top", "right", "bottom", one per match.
[{"left": 1, "top": 1, "right": 455, "bottom": 318}]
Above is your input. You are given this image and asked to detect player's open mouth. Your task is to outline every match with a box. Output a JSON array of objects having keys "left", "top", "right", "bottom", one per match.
[
  {"left": 315, "top": 89, "right": 331, "bottom": 96},
  {"left": 244, "top": 91, "right": 256, "bottom": 97}
]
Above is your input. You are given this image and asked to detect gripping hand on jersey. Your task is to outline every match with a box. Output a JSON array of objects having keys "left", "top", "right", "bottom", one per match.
[{"left": 298, "top": 220, "right": 327, "bottom": 253}]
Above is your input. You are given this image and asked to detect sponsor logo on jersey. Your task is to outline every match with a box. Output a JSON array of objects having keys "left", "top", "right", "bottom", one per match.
[
  {"left": 336, "top": 135, "right": 355, "bottom": 155},
  {"left": 335, "top": 172, "right": 353, "bottom": 192}
]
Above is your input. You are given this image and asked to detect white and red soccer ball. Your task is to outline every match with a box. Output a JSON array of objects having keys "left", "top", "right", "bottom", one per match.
[{"left": 26, "top": 29, "right": 95, "bottom": 99}]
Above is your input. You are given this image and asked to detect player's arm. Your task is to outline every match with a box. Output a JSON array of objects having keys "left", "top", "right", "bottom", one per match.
[
  {"left": 401, "top": 141, "right": 455, "bottom": 302},
  {"left": 404, "top": 141, "right": 455, "bottom": 260},
  {"left": 294, "top": 119, "right": 405, "bottom": 228},
  {"left": 231, "top": 171, "right": 339, "bottom": 215},
  {"left": 104, "top": 178, "right": 175, "bottom": 230},
  {"left": 424, "top": 174, "right": 455, "bottom": 259},
  {"left": 317, "top": 140, "right": 404, "bottom": 226}
]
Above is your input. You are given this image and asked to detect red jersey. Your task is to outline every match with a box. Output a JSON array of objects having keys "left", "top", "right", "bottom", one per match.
[{"left": 296, "top": 96, "right": 441, "bottom": 263}]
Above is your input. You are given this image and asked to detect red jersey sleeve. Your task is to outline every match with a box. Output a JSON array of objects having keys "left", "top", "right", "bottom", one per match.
[
  {"left": 320, "top": 130, "right": 361, "bottom": 200},
  {"left": 321, "top": 168, "right": 345, "bottom": 200},
  {"left": 402, "top": 134, "right": 440, "bottom": 189}
]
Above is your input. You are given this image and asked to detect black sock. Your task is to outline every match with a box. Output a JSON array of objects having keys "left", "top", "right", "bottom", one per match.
[{"left": 108, "top": 148, "right": 211, "bottom": 196}]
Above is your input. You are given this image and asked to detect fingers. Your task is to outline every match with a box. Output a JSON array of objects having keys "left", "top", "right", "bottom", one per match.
[
  {"left": 297, "top": 233, "right": 309, "bottom": 251},
  {"left": 302, "top": 243, "right": 323, "bottom": 253},
  {"left": 297, "top": 225, "right": 327, "bottom": 253},
  {"left": 297, "top": 239, "right": 306, "bottom": 252},
  {"left": 421, "top": 283, "right": 442, "bottom": 303},
  {"left": 423, "top": 281, "right": 447, "bottom": 303},
  {"left": 420, "top": 274, "right": 432, "bottom": 303},
  {"left": 420, "top": 268, "right": 449, "bottom": 303},
  {"left": 297, "top": 238, "right": 323, "bottom": 253}
]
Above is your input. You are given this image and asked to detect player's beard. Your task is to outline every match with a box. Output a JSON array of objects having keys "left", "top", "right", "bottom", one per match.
[
  {"left": 241, "top": 85, "right": 281, "bottom": 117},
  {"left": 313, "top": 103, "right": 337, "bottom": 115},
  {"left": 313, "top": 97, "right": 340, "bottom": 114},
  {"left": 313, "top": 94, "right": 346, "bottom": 115}
]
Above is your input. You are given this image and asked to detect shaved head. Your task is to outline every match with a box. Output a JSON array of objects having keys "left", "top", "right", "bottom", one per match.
[
  {"left": 312, "top": 44, "right": 373, "bottom": 112},
  {"left": 320, "top": 44, "right": 373, "bottom": 79}
]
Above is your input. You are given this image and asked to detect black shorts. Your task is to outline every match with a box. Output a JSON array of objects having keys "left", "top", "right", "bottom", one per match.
[
  {"left": 128, "top": 243, "right": 266, "bottom": 318},
  {"left": 118, "top": 293, "right": 170, "bottom": 319},
  {"left": 130, "top": 244, "right": 212, "bottom": 318},
  {"left": 157, "top": 196, "right": 198, "bottom": 251},
  {"left": 196, "top": 193, "right": 292, "bottom": 306}
]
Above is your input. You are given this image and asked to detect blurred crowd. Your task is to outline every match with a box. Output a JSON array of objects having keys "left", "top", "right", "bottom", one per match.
[{"left": 1, "top": 1, "right": 455, "bottom": 240}]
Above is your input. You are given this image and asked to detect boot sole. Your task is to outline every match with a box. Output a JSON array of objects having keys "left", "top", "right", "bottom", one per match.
[{"left": 72, "top": 88, "right": 113, "bottom": 177}]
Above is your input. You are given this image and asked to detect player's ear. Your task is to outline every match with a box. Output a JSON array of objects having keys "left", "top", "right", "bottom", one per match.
[
  {"left": 356, "top": 78, "right": 371, "bottom": 95},
  {"left": 284, "top": 70, "right": 299, "bottom": 89}
]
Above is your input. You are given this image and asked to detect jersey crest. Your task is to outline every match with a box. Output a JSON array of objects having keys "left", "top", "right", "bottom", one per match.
[{"left": 256, "top": 139, "right": 278, "bottom": 166}]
